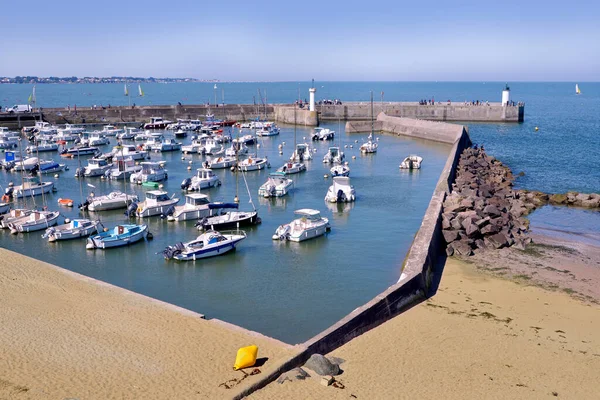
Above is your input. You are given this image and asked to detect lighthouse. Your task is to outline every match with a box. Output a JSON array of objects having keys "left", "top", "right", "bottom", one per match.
[
  {"left": 309, "top": 79, "right": 316, "bottom": 112},
  {"left": 502, "top": 84, "right": 511, "bottom": 106}
]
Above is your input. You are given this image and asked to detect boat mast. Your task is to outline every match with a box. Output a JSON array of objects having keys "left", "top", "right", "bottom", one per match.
[
  {"left": 234, "top": 128, "right": 239, "bottom": 203},
  {"left": 35, "top": 136, "right": 47, "bottom": 210},
  {"left": 293, "top": 106, "right": 297, "bottom": 161},
  {"left": 370, "top": 90, "right": 374, "bottom": 140},
  {"left": 17, "top": 138, "right": 27, "bottom": 209}
]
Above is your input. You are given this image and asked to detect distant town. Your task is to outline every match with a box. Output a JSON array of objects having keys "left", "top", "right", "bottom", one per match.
[{"left": 0, "top": 76, "right": 214, "bottom": 84}]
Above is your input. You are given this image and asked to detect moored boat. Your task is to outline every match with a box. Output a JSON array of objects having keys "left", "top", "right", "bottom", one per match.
[
  {"left": 180, "top": 168, "right": 221, "bottom": 191},
  {"left": 133, "top": 190, "right": 180, "bottom": 218},
  {"left": 162, "top": 230, "right": 246, "bottom": 261},
  {"left": 130, "top": 161, "right": 168, "bottom": 184},
  {"left": 237, "top": 156, "right": 269, "bottom": 171},
  {"left": 195, "top": 203, "right": 260, "bottom": 231},
  {"left": 8, "top": 210, "right": 60, "bottom": 234},
  {"left": 325, "top": 176, "right": 356, "bottom": 203},
  {"left": 272, "top": 209, "right": 330, "bottom": 242},
  {"left": 84, "top": 191, "right": 139, "bottom": 212},
  {"left": 258, "top": 172, "right": 293, "bottom": 198},
  {"left": 86, "top": 224, "right": 148, "bottom": 249},
  {"left": 166, "top": 193, "right": 212, "bottom": 222},
  {"left": 43, "top": 219, "right": 100, "bottom": 242},
  {"left": 399, "top": 155, "right": 423, "bottom": 169}
]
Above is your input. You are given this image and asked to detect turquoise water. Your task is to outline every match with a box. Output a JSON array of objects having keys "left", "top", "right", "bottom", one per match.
[{"left": 0, "top": 122, "right": 450, "bottom": 343}]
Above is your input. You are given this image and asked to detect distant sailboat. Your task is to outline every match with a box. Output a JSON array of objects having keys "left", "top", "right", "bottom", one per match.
[
  {"left": 575, "top": 84, "right": 581, "bottom": 95},
  {"left": 124, "top": 83, "right": 129, "bottom": 96},
  {"left": 138, "top": 84, "right": 144, "bottom": 97}
]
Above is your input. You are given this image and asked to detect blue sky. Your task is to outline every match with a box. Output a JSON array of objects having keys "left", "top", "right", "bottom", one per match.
[{"left": 1, "top": 0, "right": 599, "bottom": 81}]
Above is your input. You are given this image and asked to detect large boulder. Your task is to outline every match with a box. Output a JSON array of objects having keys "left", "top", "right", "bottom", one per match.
[
  {"left": 443, "top": 229, "right": 460, "bottom": 243},
  {"left": 453, "top": 240, "right": 473, "bottom": 256},
  {"left": 303, "top": 354, "right": 340, "bottom": 376},
  {"left": 485, "top": 232, "right": 510, "bottom": 249},
  {"left": 549, "top": 193, "right": 568, "bottom": 205}
]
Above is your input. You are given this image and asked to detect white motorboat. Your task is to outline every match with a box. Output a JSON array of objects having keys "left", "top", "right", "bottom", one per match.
[
  {"left": 151, "top": 137, "right": 181, "bottom": 152},
  {"left": 38, "top": 160, "right": 67, "bottom": 174},
  {"left": 85, "top": 191, "right": 139, "bottom": 212},
  {"left": 322, "top": 147, "right": 345, "bottom": 164},
  {"left": 232, "top": 134, "right": 256, "bottom": 146},
  {"left": 32, "top": 121, "right": 58, "bottom": 135},
  {"left": 272, "top": 209, "right": 330, "bottom": 242},
  {"left": 258, "top": 172, "right": 293, "bottom": 198},
  {"left": 399, "top": 155, "right": 423, "bottom": 169},
  {"left": 196, "top": 204, "right": 260, "bottom": 231},
  {"left": 6, "top": 176, "right": 54, "bottom": 198},
  {"left": 330, "top": 164, "right": 350, "bottom": 177},
  {"left": 130, "top": 161, "right": 168, "bottom": 183},
  {"left": 311, "top": 127, "right": 335, "bottom": 141},
  {"left": 8, "top": 210, "right": 60, "bottom": 234},
  {"left": 181, "top": 137, "right": 207, "bottom": 154},
  {"left": 57, "top": 124, "right": 85, "bottom": 135},
  {"left": 86, "top": 224, "right": 148, "bottom": 249},
  {"left": 325, "top": 176, "right": 356, "bottom": 203},
  {"left": 108, "top": 144, "right": 148, "bottom": 161},
  {"left": 166, "top": 193, "right": 212, "bottom": 222},
  {"left": 26, "top": 141, "right": 59, "bottom": 153},
  {"left": 0, "top": 209, "right": 33, "bottom": 228},
  {"left": 237, "top": 156, "right": 269, "bottom": 171},
  {"left": 100, "top": 125, "right": 123, "bottom": 136},
  {"left": 203, "top": 156, "right": 236, "bottom": 169},
  {"left": 0, "top": 136, "right": 19, "bottom": 149},
  {"left": 43, "top": 219, "right": 100, "bottom": 242},
  {"left": 12, "top": 156, "right": 39, "bottom": 172},
  {"left": 106, "top": 157, "right": 142, "bottom": 180},
  {"left": 143, "top": 117, "right": 172, "bottom": 130},
  {"left": 54, "top": 130, "right": 80, "bottom": 142},
  {"left": 61, "top": 146, "right": 100, "bottom": 157},
  {"left": 174, "top": 129, "right": 188, "bottom": 138},
  {"left": 204, "top": 138, "right": 223, "bottom": 155},
  {"left": 277, "top": 160, "right": 305, "bottom": 175},
  {"left": 181, "top": 168, "right": 221, "bottom": 191},
  {"left": 225, "top": 142, "right": 248, "bottom": 157},
  {"left": 133, "top": 190, "right": 180, "bottom": 218},
  {"left": 84, "top": 158, "right": 113, "bottom": 177},
  {"left": 162, "top": 230, "right": 247, "bottom": 261},
  {"left": 256, "top": 125, "right": 280, "bottom": 137},
  {"left": 87, "top": 133, "right": 110, "bottom": 146},
  {"left": 117, "top": 127, "right": 141, "bottom": 140},
  {"left": 292, "top": 143, "right": 313, "bottom": 161}
]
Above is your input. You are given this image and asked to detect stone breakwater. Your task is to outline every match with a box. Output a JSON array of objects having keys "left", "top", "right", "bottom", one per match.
[
  {"left": 516, "top": 190, "right": 600, "bottom": 210},
  {"left": 442, "top": 147, "right": 532, "bottom": 256}
]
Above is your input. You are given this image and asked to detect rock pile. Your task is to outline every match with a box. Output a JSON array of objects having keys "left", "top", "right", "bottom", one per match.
[
  {"left": 517, "top": 190, "right": 600, "bottom": 209},
  {"left": 443, "top": 147, "right": 532, "bottom": 256}
]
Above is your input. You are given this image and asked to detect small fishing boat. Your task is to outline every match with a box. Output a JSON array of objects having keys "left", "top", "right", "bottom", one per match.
[
  {"left": 86, "top": 224, "right": 148, "bottom": 249},
  {"left": 292, "top": 143, "right": 313, "bottom": 161},
  {"left": 57, "top": 124, "right": 85, "bottom": 135},
  {"left": 86, "top": 132, "right": 110, "bottom": 147},
  {"left": 38, "top": 160, "right": 67, "bottom": 174},
  {"left": 399, "top": 155, "right": 423, "bottom": 170},
  {"left": 166, "top": 193, "right": 212, "bottom": 222},
  {"left": 203, "top": 156, "right": 236, "bottom": 169},
  {"left": 143, "top": 117, "right": 172, "bottom": 130},
  {"left": 277, "top": 160, "right": 305, "bottom": 175},
  {"left": 225, "top": 142, "right": 248, "bottom": 157},
  {"left": 117, "top": 127, "right": 140, "bottom": 140},
  {"left": 85, "top": 191, "right": 139, "bottom": 212},
  {"left": 43, "top": 219, "right": 100, "bottom": 242},
  {"left": 359, "top": 135, "right": 378, "bottom": 153},
  {"left": 100, "top": 125, "right": 123, "bottom": 136},
  {"left": 330, "top": 164, "right": 350, "bottom": 177},
  {"left": 195, "top": 203, "right": 260, "bottom": 231},
  {"left": 258, "top": 172, "right": 293, "bottom": 198},
  {"left": 237, "top": 156, "right": 269, "bottom": 171},
  {"left": 26, "top": 141, "right": 59, "bottom": 153},
  {"left": 322, "top": 147, "right": 345, "bottom": 164},
  {"left": 311, "top": 127, "right": 335, "bottom": 141},
  {"left": 181, "top": 168, "right": 221, "bottom": 191},
  {"left": 174, "top": 129, "right": 187, "bottom": 138},
  {"left": 272, "top": 209, "right": 330, "bottom": 242},
  {"left": 0, "top": 208, "right": 33, "bottom": 228},
  {"left": 130, "top": 161, "right": 168, "bottom": 184},
  {"left": 57, "top": 198, "right": 74, "bottom": 207},
  {"left": 12, "top": 156, "right": 39, "bottom": 172},
  {"left": 133, "top": 190, "right": 180, "bottom": 218},
  {"left": 61, "top": 145, "right": 99, "bottom": 157},
  {"left": 84, "top": 158, "right": 113, "bottom": 177},
  {"left": 107, "top": 144, "right": 148, "bottom": 161},
  {"left": 54, "top": 130, "right": 80, "bottom": 142},
  {"left": 181, "top": 137, "right": 208, "bottom": 154},
  {"left": 151, "top": 137, "right": 181, "bottom": 152},
  {"left": 8, "top": 210, "right": 60, "bottom": 234},
  {"left": 162, "top": 230, "right": 247, "bottom": 261},
  {"left": 5, "top": 176, "right": 54, "bottom": 199},
  {"left": 232, "top": 134, "right": 256, "bottom": 146},
  {"left": 106, "top": 157, "right": 142, "bottom": 180},
  {"left": 325, "top": 176, "right": 356, "bottom": 203},
  {"left": 256, "top": 125, "right": 280, "bottom": 137}
]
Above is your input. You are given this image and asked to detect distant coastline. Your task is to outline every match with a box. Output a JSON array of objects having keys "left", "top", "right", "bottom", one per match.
[{"left": 0, "top": 76, "right": 215, "bottom": 84}]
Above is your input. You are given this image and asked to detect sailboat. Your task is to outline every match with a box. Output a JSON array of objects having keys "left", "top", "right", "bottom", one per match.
[
  {"left": 277, "top": 107, "right": 306, "bottom": 175},
  {"left": 576, "top": 84, "right": 581, "bottom": 95},
  {"left": 124, "top": 83, "right": 129, "bottom": 96},
  {"left": 360, "top": 91, "right": 378, "bottom": 154},
  {"left": 330, "top": 118, "right": 350, "bottom": 177},
  {"left": 138, "top": 84, "right": 144, "bottom": 97}
]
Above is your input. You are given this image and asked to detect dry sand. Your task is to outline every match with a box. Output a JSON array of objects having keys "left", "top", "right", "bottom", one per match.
[
  {"left": 251, "top": 257, "right": 600, "bottom": 400},
  {"left": 0, "top": 249, "right": 298, "bottom": 400}
]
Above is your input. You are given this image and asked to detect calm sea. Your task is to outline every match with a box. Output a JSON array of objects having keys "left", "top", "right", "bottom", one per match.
[{"left": 0, "top": 82, "right": 598, "bottom": 342}]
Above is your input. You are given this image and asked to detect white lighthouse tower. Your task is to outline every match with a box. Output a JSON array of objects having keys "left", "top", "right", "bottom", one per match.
[
  {"left": 501, "top": 84, "right": 511, "bottom": 106},
  {"left": 309, "top": 79, "right": 316, "bottom": 112}
]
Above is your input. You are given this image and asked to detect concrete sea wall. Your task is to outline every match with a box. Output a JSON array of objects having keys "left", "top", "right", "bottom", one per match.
[
  {"left": 233, "top": 115, "right": 472, "bottom": 399},
  {"left": 319, "top": 101, "right": 524, "bottom": 122}
]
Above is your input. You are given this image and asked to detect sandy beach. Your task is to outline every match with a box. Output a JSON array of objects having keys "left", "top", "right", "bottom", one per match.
[
  {"left": 0, "top": 249, "right": 298, "bottom": 400},
  {"left": 251, "top": 256, "right": 600, "bottom": 399}
]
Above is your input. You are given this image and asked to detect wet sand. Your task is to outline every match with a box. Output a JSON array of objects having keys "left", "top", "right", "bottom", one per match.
[
  {"left": 0, "top": 249, "right": 298, "bottom": 400},
  {"left": 251, "top": 257, "right": 600, "bottom": 399}
]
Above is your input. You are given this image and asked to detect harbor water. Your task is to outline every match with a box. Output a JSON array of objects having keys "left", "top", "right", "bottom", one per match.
[{"left": 0, "top": 123, "right": 450, "bottom": 343}]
